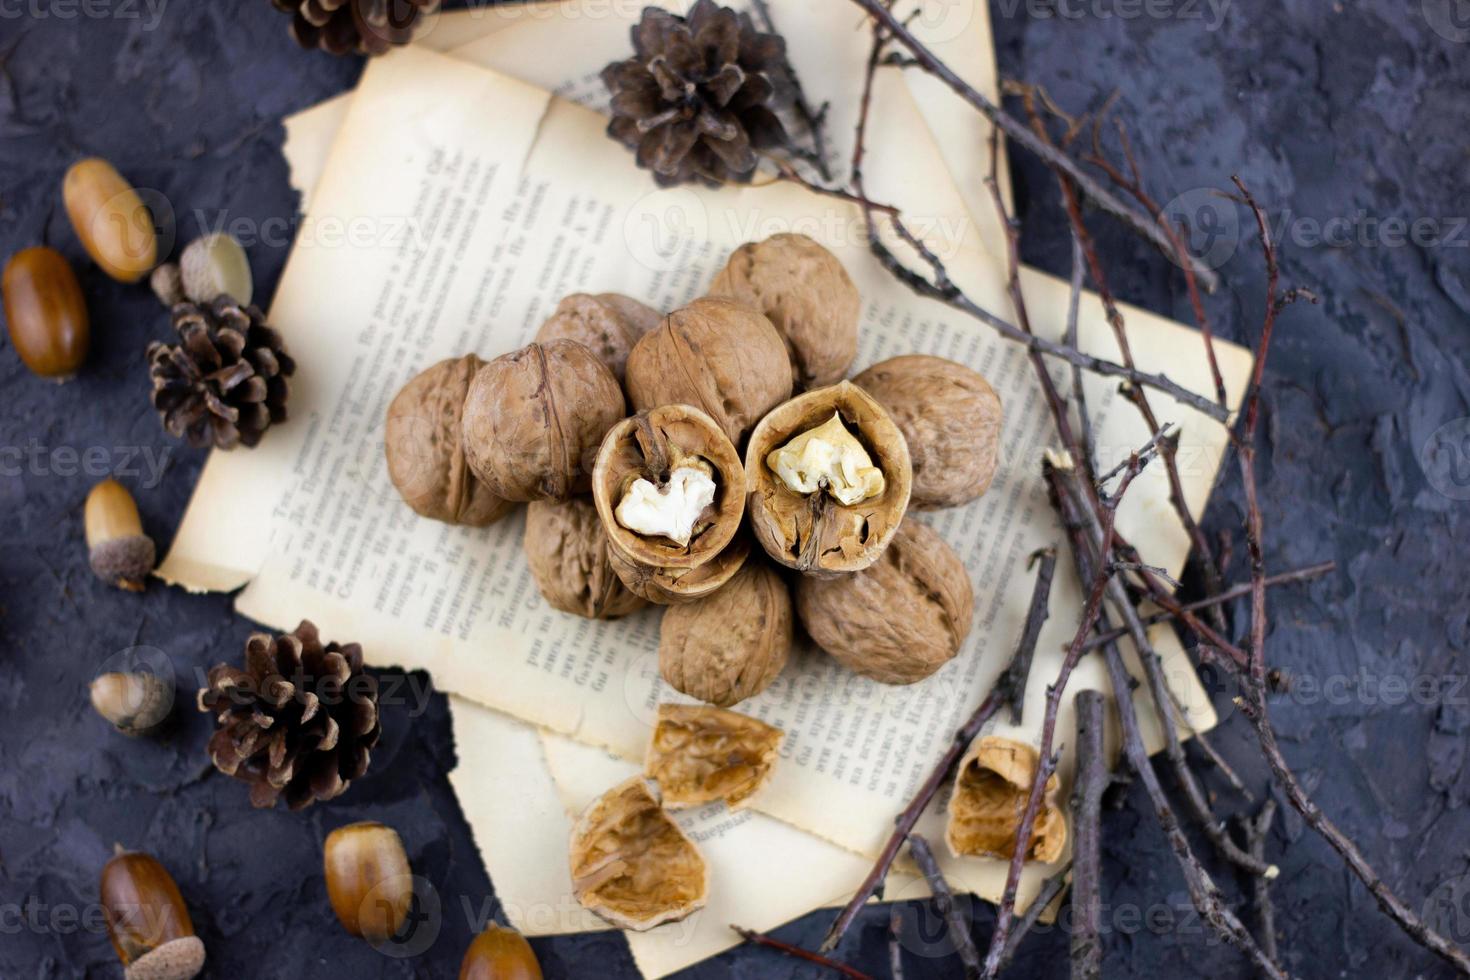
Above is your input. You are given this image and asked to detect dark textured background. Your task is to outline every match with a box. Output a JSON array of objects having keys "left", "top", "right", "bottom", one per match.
[{"left": 2, "top": 1, "right": 1469, "bottom": 977}]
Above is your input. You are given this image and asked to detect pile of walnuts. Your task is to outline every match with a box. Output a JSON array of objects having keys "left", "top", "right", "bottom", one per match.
[{"left": 384, "top": 232, "right": 1007, "bottom": 928}]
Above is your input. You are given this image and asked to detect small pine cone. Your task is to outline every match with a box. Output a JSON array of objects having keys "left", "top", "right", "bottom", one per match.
[
  {"left": 602, "top": 0, "right": 793, "bottom": 187},
  {"left": 271, "top": 0, "right": 440, "bottom": 57},
  {"left": 146, "top": 295, "right": 295, "bottom": 451},
  {"left": 198, "top": 620, "right": 381, "bottom": 811}
]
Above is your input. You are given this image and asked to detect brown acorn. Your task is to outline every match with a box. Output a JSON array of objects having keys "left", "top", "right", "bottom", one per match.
[
  {"left": 85, "top": 479, "right": 155, "bottom": 592},
  {"left": 323, "top": 821, "right": 414, "bottom": 944},
  {"left": 459, "top": 924, "right": 544, "bottom": 980},
  {"left": 99, "top": 848, "right": 205, "bottom": 980},
  {"left": 3, "top": 246, "right": 89, "bottom": 380}
]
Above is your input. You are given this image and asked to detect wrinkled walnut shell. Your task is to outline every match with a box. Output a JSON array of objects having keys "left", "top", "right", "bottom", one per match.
[
  {"left": 594, "top": 404, "right": 745, "bottom": 571},
  {"left": 745, "top": 381, "right": 912, "bottom": 576},
  {"left": 708, "top": 233, "right": 859, "bottom": 390},
  {"left": 946, "top": 736, "right": 1067, "bottom": 864},
  {"left": 853, "top": 355, "right": 1004, "bottom": 509},
  {"left": 569, "top": 776, "right": 708, "bottom": 931},
  {"left": 461, "top": 340, "right": 625, "bottom": 502},
  {"left": 645, "top": 703, "right": 783, "bottom": 809},
  {"left": 624, "top": 297, "right": 792, "bottom": 447},
  {"left": 535, "top": 292, "right": 661, "bottom": 382},
  {"left": 796, "top": 520, "right": 973, "bottom": 684},
  {"left": 659, "top": 559, "right": 792, "bottom": 707},
  {"left": 524, "top": 497, "right": 647, "bottom": 620},
  {"left": 607, "top": 533, "right": 750, "bottom": 606},
  {"left": 385, "top": 354, "right": 516, "bottom": 526}
]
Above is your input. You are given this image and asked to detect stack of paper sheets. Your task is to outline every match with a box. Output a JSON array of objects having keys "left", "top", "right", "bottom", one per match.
[{"left": 159, "top": 4, "right": 1250, "bottom": 975}]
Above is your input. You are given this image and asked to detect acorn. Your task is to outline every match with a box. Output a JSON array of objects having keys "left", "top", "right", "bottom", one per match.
[
  {"left": 459, "top": 924, "right": 544, "bottom": 980},
  {"left": 323, "top": 822, "right": 414, "bottom": 944},
  {"left": 90, "top": 672, "right": 173, "bottom": 736},
  {"left": 85, "top": 480, "right": 156, "bottom": 591},
  {"left": 100, "top": 847, "right": 205, "bottom": 980},
  {"left": 179, "top": 233, "right": 251, "bottom": 306},
  {"left": 3, "top": 246, "right": 90, "bottom": 379},
  {"left": 62, "top": 157, "right": 157, "bottom": 283}
]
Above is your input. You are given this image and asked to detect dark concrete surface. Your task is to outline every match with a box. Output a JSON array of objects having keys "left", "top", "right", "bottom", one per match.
[{"left": 2, "top": 1, "right": 1468, "bottom": 977}]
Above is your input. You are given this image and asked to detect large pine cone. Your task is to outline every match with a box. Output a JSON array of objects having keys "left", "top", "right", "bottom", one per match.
[
  {"left": 602, "top": 0, "right": 792, "bottom": 187},
  {"left": 198, "top": 621, "right": 381, "bottom": 811},
  {"left": 146, "top": 295, "right": 295, "bottom": 451},
  {"left": 271, "top": 0, "right": 439, "bottom": 57}
]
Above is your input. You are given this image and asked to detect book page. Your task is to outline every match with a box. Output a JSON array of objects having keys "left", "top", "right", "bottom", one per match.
[
  {"left": 162, "top": 44, "right": 1246, "bottom": 919},
  {"left": 287, "top": 0, "right": 1009, "bottom": 255}
]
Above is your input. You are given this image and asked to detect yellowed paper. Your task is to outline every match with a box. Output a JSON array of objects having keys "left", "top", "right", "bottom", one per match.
[{"left": 163, "top": 38, "right": 1243, "bottom": 933}]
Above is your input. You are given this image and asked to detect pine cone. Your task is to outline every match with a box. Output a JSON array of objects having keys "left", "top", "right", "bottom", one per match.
[
  {"left": 146, "top": 295, "right": 295, "bottom": 451},
  {"left": 198, "top": 621, "right": 381, "bottom": 811},
  {"left": 271, "top": 0, "right": 439, "bottom": 57},
  {"left": 602, "top": 0, "right": 793, "bottom": 187}
]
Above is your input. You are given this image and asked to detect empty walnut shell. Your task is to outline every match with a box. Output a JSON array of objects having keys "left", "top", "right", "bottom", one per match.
[
  {"left": 624, "top": 297, "right": 792, "bottom": 447},
  {"left": 853, "top": 355, "right": 1004, "bottom": 509},
  {"left": 607, "top": 533, "right": 750, "bottom": 606},
  {"left": 645, "top": 703, "right": 783, "bottom": 809},
  {"left": 524, "top": 497, "right": 647, "bottom": 620},
  {"left": 946, "top": 736, "right": 1067, "bottom": 864},
  {"left": 569, "top": 777, "right": 708, "bottom": 931},
  {"left": 659, "top": 559, "right": 792, "bottom": 707},
  {"left": 535, "top": 292, "right": 661, "bottom": 382},
  {"left": 461, "top": 340, "right": 625, "bottom": 502},
  {"left": 386, "top": 355, "right": 516, "bottom": 526},
  {"left": 796, "top": 520, "right": 973, "bottom": 684},
  {"left": 746, "top": 381, "right": 912, "bottom": 576},
  {"left": 594, "top": 404, "right": 745, "bottom": 572},
  {"left": 708, "top": 233, "right": 859, "bottom": 390}
]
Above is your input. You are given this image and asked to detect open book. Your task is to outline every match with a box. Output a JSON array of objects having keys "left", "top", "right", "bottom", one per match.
[{"left": 161, "top": 8, "right": 1248, "bottom": 977}]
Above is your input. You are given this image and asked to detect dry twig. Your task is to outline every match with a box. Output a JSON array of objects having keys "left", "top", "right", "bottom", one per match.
[
  {"left": 1069, "top": 690, "right": 1108, "bottom": 980},
  {"left": 909, "top": 834, "right": 981, "bottom": 978},
  {"left": 731, "top": 926, "right": 873, "bottom": 979}
]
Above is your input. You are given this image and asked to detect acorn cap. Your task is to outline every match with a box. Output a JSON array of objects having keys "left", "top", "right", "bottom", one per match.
[
  {"left": 84, "top": 479, "right": 155, "bottom": 591},
  {"left": 89, "top": 537, "right": 156, "bottom": 592},
  {"left": 124, "top": 936, "right": 205, "bottom": 980}
]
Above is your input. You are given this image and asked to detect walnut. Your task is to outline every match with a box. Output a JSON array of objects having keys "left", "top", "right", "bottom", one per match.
[
  {"left": 946, "top": 736, "right": 1067, "bottom": 863},
  {"left": 708, "top": 233, "right": 859, "bottom": 390},
  {"left": 745, "top": 381, "right": 912, "bottom": 576},
  {"left": 645, "top": 704, "right": 783, "bottom": 809},
  {"left": 534, "top": 292, "right": 661, "bottom": 382},
  {"left": 659, "top": 559, "right": 792, "bottom": 706},
  {"left": 385, "top": 355, "right": 516, "bottom": 526},
  {"left": 569, "top": 776, "right": 708, "bottom": 931},
  {"left": 624, "top": 297, "right": 792, "bottom": 446},
  {"left": 524, "top": 497, "right": 647, "bottom": 620},
  {"left": 853, "top": 355, "right": 1004, "bottom": 509},
  {"left": 796, "top": 520, "right": 973, "bottom": 684},
  {"left": 593, "top": 404, "right": 746, "bottom": 604},
  {"left": 461, "top": 340, "right": 625, "bottom": 502},
  {"left": 607, "top": 533, "right": 750, "bottom": 605}
]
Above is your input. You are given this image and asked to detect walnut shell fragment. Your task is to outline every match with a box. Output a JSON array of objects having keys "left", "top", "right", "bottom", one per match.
[
  {"left": 645, "top": 703, "right": 783, "bottom": 809},
  {"left": 946, "top": 736, "right": 1067, "bottom": 864},
  {"left": 524, "top": 497, "right": 647, "bottom": 620},
  {"left": 461, "top": 340, "right": 625, "bottom": 502},
  {"left": 796, "top": 520, "right": 973, "bottom": 684},
  {"left": 607, "top": 532, "right": 750, "bottom": 606},
  {"left": 853, "top": 355, "right": 1004, "bottom": 509},
  {"left": 708, "top": 233, "right": 860, "bottom": 390},
  {"left": 386, "top": 354, "right": 516, "bottom": 526},
  {"left": 535, "top": 292, "right": 661, "bottom": 382},
  {"left": 746, "top": 381, "right": 912, "bottom": 576},
  {"left": 659, "top": 559, "right": 792, "bottom": 706},
  {"left": 625, "top": 297, "right": 792, "bottom": 446},
  {"left": 569, "top": 777, "right": 708, "bottom": 931},
  {"left": 593, "top": 405, "right": 746, "bottom": 605}
]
